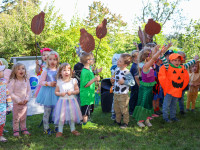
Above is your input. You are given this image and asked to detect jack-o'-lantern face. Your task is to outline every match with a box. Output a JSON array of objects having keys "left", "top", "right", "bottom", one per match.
[{"left": 171, "top": 68, "right": 185, "bottom": 89}]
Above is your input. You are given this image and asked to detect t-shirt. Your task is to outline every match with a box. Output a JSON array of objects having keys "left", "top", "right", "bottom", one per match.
[
  {"left": 113, "top": 68, "right": 130, "bottom": 94},
  {"left": 80, "top": 67, "right": 95, "bottom": 106},
  {"left": 130, "top": 62, "right": 139, "bottom": 89},
  {"left": 74, "top": 62, "right": 84, "bottom": 88}
]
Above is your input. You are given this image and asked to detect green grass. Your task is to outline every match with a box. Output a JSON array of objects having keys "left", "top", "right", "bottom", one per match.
[{"left": 1, "top": 93, "right": 200, "bottom": 150}]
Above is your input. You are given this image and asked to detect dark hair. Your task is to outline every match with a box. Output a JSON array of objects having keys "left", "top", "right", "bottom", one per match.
[{"left": 120, "top": 53, "right": 133, "bottom": 66}]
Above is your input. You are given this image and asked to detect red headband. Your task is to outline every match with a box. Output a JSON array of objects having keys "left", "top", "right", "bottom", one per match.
[{"left": 40, "top": 48, "right": 51, "bottom": 54}]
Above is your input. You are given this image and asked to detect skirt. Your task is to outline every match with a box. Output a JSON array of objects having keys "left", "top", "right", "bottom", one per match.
[
  {"left": 53, "top": 97, "right": 83, "bottom": 125},
  {"left": 133, "top": 81, "right": 156, "bottom": 121},
  {"left": 36, "top": 86, "right": 59, "bottom": 106}
]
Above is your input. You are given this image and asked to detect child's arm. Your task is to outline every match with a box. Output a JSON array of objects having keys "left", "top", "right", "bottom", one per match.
[
  {"left": 67, "top": 79, "right": 80, "bottom": 96},
  {"left": 84, "top": 75, "right": 100, "bottom": 88},
  {"left": 8, "top": 79, "right": 22, "bottom": 104},
  {"left": 35, "top": 60, "right": 40, "bottom": 74},
  {"left": 119, "top": 72, "right": 135, "bottom": 86},
  {"left": 55, "top": 85, "right": 67, "bottom": 97},
  {"left": 143, "top": 45, "right": 161, "bottom": 72},
  {"left": 39, "top": 69, "right": 56, "bottom": 87},
  {"left": 184, "top": 55, "right": 199, "bottom": 69},
  {"left": 23, "top": 80, "right": 31, "bottom": 104}
]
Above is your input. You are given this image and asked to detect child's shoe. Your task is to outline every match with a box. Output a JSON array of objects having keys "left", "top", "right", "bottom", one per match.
[
  {"left": 56, "top": 132, "right": 62, "bottom": 138},
  {"left": 114, "top": 120, "right": 121, "bottom": 126},
  {"left": 43, "top": 128, "right": 52, "bottom": 135},
  {"left": 157, "top": 110, "right": 163, "bottom": 114},
  {"left": 186, "top": 109, "right": 190, "bottom": 112},
  {"left": 137, "top": 122, "right": 145, "bottom": 127},
  {"left": 82, "top": 122, "right": 98, "bottom": 129},
  {"left": 152, "top": 114, "right": 159, "bottom": 117},
  {"left": 0, "top": 136, "right": 7, "bottom": 142},
  {"left": 111, "top": 114, "right": 116, "bottom": 120},
  {"left": 171, "top": 118, "right": 179, "bottom": 122},
  {"left": 191, "top": 109, "right": 195, "bottom": 112},
  {"left": 71, "top": 130, "right": 80, "bottom": 136},
  {"left": 164, "top": 118, "right": 171, "bottom": 123},
  {"left": 21, "top": 128, "right": 31, "bottom": 135},
  {"left": 120, "top": 123, "right": 128, "bottom": 129},
  {"left": 54, "top": 127, "right": 58, "bottom": 133},
  {"left": 180, "top": 111, "right": 185, "bottom": 115},
  {"left": 13, "top": 130, "right": 20, "bottom": 137},
  {"left": 145, "top": 119, "right": 152, "bottom": 127}
]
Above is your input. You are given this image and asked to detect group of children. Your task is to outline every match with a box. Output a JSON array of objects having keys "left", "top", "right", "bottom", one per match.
[{"left": 0, "top": 41, "right": 199, "bottom": 142}]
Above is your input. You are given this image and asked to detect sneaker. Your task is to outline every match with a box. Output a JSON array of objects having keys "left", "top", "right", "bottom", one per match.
[
  {"left": 71, "top": 130, "right": 80, "bottom": 136},
  {"left": 13, "top": 130, "right": 20, "bottom": 137},
  {"left": 191, "top": 109, "right": 195, "bottom": 112},
  {"left": 157, "top": 110, "right": 163, "bottom": 114},
  {"left": 0, "top": 136, "right": 7, "bottom": 142},
  {"left": 154, "top": 111, "right": 161, "bottom": 115},
  {"left": 152, "top": 114, "right": 159, "bottom": 117},
  {"left": 44, "top": 128, "right": 52, "bottom": 135},
  {"left": 21, "top": 129, "right": 31, "bottom": 136},
  {"left": 137, "top": 122, "right": 145, "bottom": 127},
  {"left": 186, "top": 109, "right": 190, "bottom": 112},
  {"left": 56, "top": 132, "right": 62, "bottom": 138},
  {"left": 164, "top": 118, "right": 172, "bottom": 123},
  {"left": 171, "top": 118, "right": 179, "bottom": 122},
  {"left": 114, "top": 120, "right": 121, "bottom": 126},
  {"left": 180, "top": 111, "right": 185, "bottom": 115},
  {"left": 82, "top": 122, "right": 98, "bottom": 129},
  {"left": 111, "top": 114, "right": 116, "bottom": 120},
  {"left": 145, "top": 119, "right": 152, "bottom": 127},
  {"left": 54, "top": 127, "right": 58, "bottom": 133},
  {"left": 120, "top": 123, "right": 128, "bottom": 129}
]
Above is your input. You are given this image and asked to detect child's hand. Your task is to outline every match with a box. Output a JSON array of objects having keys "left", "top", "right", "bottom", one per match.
[
  {"left": 161, "top": 42, "right": 172, "bottom": 55},
  {"left": 36, "top": 60, "right": 39, "bottom": 65},
  {"left": 118, "top": 78, "right": 124, "bottom": 85},
  {"left": 96, "top": 68, "right": 103, "bottom": 73},
  {"left": 94, "top": 75, "right": 100, "bottom": 82},
  {"left": 50, "top": 81, "right": 57, "bottom": 87},
  {"left": 23, "top": 100, "right": 28, "bottom": 105},
  {"left": 18, "top": 101, "right": 24, "bottom": 105},
  {"left": 60, "top": 92, "right": 67, "bottom": 97},
  {"left": 66, "top": 91, "right": 73, "bottom": 96},
  {"left": 194, "top": 55, "right": 199, "bottom": 61}
]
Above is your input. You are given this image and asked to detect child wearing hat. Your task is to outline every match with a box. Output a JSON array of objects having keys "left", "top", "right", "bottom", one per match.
[{"left": 158, "top": 53, "right": 199, "bottom": 122}]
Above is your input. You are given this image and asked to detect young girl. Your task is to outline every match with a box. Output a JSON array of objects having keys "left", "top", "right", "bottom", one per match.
[
  {"left": 0, "top": 63, "right": 13, "bottom": 142},
  {"left": 54, "top": 63, "right": 82, "bottom": 137},
  {"left": 8, "top": 63, "right": 31, "bottom": 136},
  {"left": 186, "top": 62, "right": 200, "bottom": 112},
  {"left": 133, "top": 45, "right": 168, "bottom": 127},
  {"left": 36, "top": 51, "right": 59, "bottom": 134},
  {"left": 34, "top": 48, "right": 51, "bottom": 97}
]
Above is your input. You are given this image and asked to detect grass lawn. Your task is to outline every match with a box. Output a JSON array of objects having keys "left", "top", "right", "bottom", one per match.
[{"left": 1, "top": 93, "right": 200, "bottom": 150}]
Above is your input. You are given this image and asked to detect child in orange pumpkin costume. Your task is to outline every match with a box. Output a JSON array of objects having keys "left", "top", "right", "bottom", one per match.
[
  {"left": 186, "top": 62, "right": 200, "bottom": 112},
  {"left": 159, "top": 53, "right": 198, "bottom": 122}
]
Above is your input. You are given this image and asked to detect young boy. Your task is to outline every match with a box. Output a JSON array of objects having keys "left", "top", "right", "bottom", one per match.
[
  {"left": 80, "top": 52, "right": 100, "bottom": 129},
  {"left": 159, "top": 53, "right": 198, "bottom": 122},
  {"left": 113, "top": 53, "right": 135, "bottom": 129}
]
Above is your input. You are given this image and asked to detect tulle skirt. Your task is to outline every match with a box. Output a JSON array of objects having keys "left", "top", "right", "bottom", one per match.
[
  {"left": 53, "top": 97, "right": 83, "bottom": 125},
  {"left": 36, "top": 86, "right": 59, "bottom": 106}
]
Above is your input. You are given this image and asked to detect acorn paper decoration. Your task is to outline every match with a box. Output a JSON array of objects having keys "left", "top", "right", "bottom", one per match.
[
  {"left": 96, "top": 19, "right": 107, "bottom": 39},
  {"left": 145, "top": 19, "right": 161, "bottom": 36},
  {"left": 79, "top": 28, "right": 95, "bottom": 53},
  {"left": 31, "top": 11, "right": 45, "bottom": 35}
]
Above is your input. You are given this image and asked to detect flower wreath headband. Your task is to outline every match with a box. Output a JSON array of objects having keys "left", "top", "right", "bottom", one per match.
[{"left": 40, "top": 48, "right": 52, "bottom": 54}]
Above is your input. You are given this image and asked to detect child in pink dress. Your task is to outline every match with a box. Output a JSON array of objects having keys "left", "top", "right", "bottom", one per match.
[{"left": 8, "top": 63, "right": 31, "bottom": 137}]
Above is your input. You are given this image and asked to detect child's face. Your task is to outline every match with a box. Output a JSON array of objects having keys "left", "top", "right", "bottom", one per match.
[
  {"left": 170, "top": 58, "right": 181, "bottom": 67},
  {"left": 16, "top": 65, "right": 25, "bottom": 79},
  {"left": 48, "top": 54, "right": 58, "bottom": 68},
  {"left": 61, "top": 66, "right": 71, "bottom": 78},
  {"left": 42, "top": 51, "right": 50, "bottom": 62},
  {"left": 88, "top": 57, "right": 95, "bottom": 66},
  {"left": 192, "top": 64, "right": 198, "bottom": 73},
  {"left": 117, "top": 57, "right": 127, "bottom": 69},
  {"left": 0, "top": 71, "right": 4, "bottom": 78}
]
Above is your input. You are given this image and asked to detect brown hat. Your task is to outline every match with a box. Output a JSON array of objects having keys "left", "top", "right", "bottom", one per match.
[{"left": 169, "top": 53, "right": 183, "bottom": 61}]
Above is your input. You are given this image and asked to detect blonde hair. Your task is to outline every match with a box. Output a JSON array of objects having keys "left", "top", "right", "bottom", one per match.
[
  {"left": 57, "top": 63, "right": 73, "bottom": 79},
  {"left": 47, "top": 51, "right": 60, "bottom": 69},
  {"left": 80, "top": 52, "right": 93, "bottom": 65},
  {"left": 9, "top": 63, "right": 28, "bottom": 81},
  {"left": 120, "top": 53, "right": 133, "bottom": 66},
  {"left": 138, "top": 47, "right": 152, "bottom": 62},
  {"left": 131, "top": 50, "right": 139, "bottom": 62}
]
